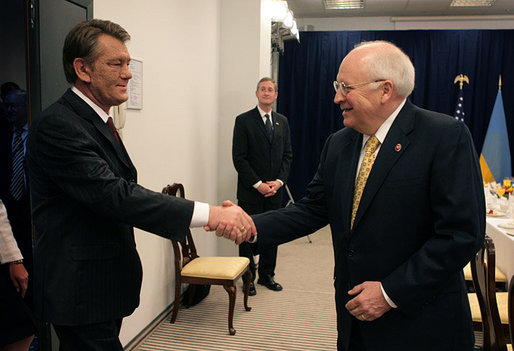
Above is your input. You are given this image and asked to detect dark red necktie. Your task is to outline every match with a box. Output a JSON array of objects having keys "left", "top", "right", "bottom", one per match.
[{"left": 106, "top": 117, "right": 120, "bottom": 144}]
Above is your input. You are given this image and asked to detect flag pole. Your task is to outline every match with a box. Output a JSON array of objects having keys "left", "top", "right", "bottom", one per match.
[{"left": 454, "top": 74, "right": 469, "bottom": 90}]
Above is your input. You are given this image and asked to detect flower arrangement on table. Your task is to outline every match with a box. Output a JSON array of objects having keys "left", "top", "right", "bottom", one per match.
[
  {"left": 497, "top": 179, "right": 514, "bottom": 199},
  {"left": 485, "top": 179, "right": 513, "bottom": 215}
]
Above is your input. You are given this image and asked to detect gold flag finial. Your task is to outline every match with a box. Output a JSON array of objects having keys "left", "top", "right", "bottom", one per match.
[
  {"left": 499, "top": 75, "right": 502, "bottom": 90},
  {"left": 454, "top": 74, "right": 470, "bottom": 90}
]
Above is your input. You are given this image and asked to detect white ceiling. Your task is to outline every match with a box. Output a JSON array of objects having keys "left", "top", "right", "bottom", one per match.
[{"left": 287, "top": 0, "right": 514, "bottom": 18}]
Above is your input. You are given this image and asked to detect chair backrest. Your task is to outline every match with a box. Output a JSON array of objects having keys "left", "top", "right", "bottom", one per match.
[
  {"left": 162, "top": 183, "right": 199, "bottom": 272},
  {"left": 471, "top": 235, "right": 507, "bottom": 351}
]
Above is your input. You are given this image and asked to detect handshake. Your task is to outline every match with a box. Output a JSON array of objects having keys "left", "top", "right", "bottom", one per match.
[{"left": 204, "top": 201, "right": 256, "bottom": 244}]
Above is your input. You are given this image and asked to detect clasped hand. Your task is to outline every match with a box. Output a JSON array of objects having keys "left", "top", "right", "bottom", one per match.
[
  {"left": 204, "top": 201, "right": 257, "bottom": 244},
  {"left": 258, "top": 180, "right": 282, "bottom": 197},
  {"left": 345, "top": 281, "right": 391, "bottom": 322}
]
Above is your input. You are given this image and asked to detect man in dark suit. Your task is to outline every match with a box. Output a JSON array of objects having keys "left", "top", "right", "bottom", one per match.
[
  {"left": 250, "top": 41, "right": 484, "bottom": 350},
  {"left": 26, "top": 19, "right": 255, "bottom": 351},
  {"left": 0, "top": 89, "right": 34, "bottom": 309},
  {"left": 232, "top": 77, "right": 292, "bottom": 296}
]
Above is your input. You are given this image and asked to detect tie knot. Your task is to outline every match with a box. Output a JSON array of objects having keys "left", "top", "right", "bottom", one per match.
[
  {"left": 264, "top": 113, "right": 270, "bottom": 119},
  {"left": 107, "top": 117, "right": 115, "bottom": 128},
  {"left": 15, "top": 128, "right": 24, "bottom": 136},
  {"left": 365, "top": 135, "right": 380, "bottom": 154}
]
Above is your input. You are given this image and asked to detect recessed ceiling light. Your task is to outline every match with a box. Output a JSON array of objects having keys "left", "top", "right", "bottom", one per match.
[
  {"left": 323, "top": 0, "right": 364, "bottom": 10},
  {"left": 450, "top": 0, "right": 496, "bottom": 7}
]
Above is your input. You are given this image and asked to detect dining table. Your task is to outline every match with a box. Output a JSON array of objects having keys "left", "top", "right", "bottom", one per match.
[{"left": 486, "top": 215, "right": 514, "bottom": 284}]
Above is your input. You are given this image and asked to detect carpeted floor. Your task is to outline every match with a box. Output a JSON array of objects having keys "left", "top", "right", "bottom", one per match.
[{"left": 133, "top": 226, "right": 338, "bottom": 351}]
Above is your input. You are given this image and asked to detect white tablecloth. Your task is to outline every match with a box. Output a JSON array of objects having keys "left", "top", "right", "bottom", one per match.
[{"left": 486, "top": 216, "right": 514, "bottom": 284}]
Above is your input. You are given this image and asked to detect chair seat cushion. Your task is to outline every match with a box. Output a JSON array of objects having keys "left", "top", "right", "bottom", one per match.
[
  {"left": 468, "top": 291, "right": 509, "bottom": 325},
  {"left": 463, "top": 262, "right": 507, "bottom": 283},
  {"left": 468, "top": 293, "right": 481, "bottom": 322},
  {"left": 181, "top": 257, "right": 250, "bottom": 280},
  {"left": 496, "top": 291, "right": 508, "bottom": 325}
]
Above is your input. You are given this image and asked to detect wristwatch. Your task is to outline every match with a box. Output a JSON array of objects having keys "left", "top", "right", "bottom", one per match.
[{"left": 9, "top": 259, "right": 24, "bottom": 265}]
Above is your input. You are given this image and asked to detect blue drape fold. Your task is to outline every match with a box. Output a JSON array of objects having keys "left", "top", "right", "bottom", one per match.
[{"left": 278, "top": 30, "right": 514, "bottom": 201}]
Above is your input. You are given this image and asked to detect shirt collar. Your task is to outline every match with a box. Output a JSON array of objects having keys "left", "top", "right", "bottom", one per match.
[
  {"left": 362, "top": 98, "right": 407, "bottom": 146},
  {"left": 257, "top": 105, "right": 273, "bottom": 119},
  {"left": 71, "top": 86, "right": 111, "bottom": 123},
  {"left": 12, "top": 123, "right": 28, "bottom": 134}
]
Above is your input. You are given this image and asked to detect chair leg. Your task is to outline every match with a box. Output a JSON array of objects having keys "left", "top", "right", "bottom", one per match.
[
  {"left": 170, "top": 282, "right": 181, "bottom": 323},
  {"left": 223, "top": 283, "right": 237, "bottom": 335},
  {"left": 243, "top": 270, "right": 252, "bottom": 311}
]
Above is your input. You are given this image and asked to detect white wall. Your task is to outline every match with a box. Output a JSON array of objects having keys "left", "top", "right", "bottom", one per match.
[
  {"left": 216, "top": 0, "right": 272, "bottom": 256},
  {"left": 95, "top": 0, "right": 222, "bottom": 345},
  {"left": 298, "top": 15, "right": 514, "bottom": 31},
  {"left": 94, "top": 0, "right": 271, "bottom": 346}
]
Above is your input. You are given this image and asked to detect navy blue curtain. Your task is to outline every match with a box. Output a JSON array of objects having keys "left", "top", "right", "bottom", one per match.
[{"left": 277, "top": 30, "right": 514, "bottom": 201}]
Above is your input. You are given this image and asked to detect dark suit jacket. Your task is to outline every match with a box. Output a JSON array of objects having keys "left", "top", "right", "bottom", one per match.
[
  {"left": 232, "top": 107, "right": 292, "bottom": 209},
  {"left": 0, "top": 125, "right": 32, "bottom": 263},
  {"left": 252, "top": 100, "right": 485, "bottom": 351},
  {"left": 27, "top": 89, "right": 195, "bottom": 325}
]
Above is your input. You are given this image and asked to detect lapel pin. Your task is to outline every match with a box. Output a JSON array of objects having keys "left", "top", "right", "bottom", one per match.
[
  {"left": 395, "top": 144, "right": 402, "bottom": 152},
  {"left": 275, "top": 122, "right": 280, "bottom": 126}
]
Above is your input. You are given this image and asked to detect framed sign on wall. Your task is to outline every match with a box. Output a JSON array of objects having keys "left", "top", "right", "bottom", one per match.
[{"left": 127, "top": 58, "right": 142, "bottom": 109}]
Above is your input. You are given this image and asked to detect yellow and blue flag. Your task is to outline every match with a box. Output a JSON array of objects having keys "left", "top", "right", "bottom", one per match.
[{"left": 480, "top": 87, "right": 511, "bottom": 183}]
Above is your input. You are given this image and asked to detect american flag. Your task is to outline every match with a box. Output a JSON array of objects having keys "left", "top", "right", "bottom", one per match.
[{"left": 454, "top": 88, "right": 465, "bottom": 122}]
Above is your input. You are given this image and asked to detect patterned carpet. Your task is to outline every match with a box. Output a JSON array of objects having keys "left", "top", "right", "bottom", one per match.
[{"left": 132, "top": 227, "right": 338, "bottom": 351}]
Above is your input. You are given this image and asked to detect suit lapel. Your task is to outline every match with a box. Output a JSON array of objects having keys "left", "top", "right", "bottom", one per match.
[
  {"left": 251, "top": 107, "right": 273, "bottom": 144},
  {"left": 342, "top": 131, "right": 363, "bottom": 237},
  {"left": 63, "top": 90, "right": 137, "bottom": 177},
  {"left": 271, "top": 112, "right": 282, "bottom": 145},
  {"left": 352, "top": 101, "right": 415, "bottom": 230}
]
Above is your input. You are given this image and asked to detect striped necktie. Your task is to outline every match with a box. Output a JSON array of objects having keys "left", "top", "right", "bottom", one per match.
[
  {"left": 107, "top": 117, "right": 120, "bottom": 144},
  {"left": 351, "top": 135, "right": 380, "bottom": 229},
  {"left": 10, "top": 128, "right": 25, "bottom": 201},
  {"left": 264, "top": 114, "right": 273, "bottom": 137}
]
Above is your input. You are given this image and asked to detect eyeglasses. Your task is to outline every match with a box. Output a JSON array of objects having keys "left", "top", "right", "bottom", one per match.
[{"left": 333, "top": 80, "right": 385, "bottom": 96}]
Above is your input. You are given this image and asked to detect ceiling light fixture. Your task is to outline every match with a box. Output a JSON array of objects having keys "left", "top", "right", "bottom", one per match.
[
  {"left": 323, "top": 0, "right": 364, "bottom": 10},
  {"left": 269, "top": 0, "right": 299, "bottom": 54},
  {"left": 450, "top": 0, "right": 496, "bottom": 7}
]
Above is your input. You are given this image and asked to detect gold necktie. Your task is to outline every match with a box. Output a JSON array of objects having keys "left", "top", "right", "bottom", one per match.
[{"left": 351, "top": 135, "right": 380, "bottom": 229}]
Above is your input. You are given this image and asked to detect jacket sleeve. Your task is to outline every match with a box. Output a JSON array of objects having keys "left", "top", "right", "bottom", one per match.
[
  {"left": 277, "top": 116, "right": 293, "bottom": 183},
  {"left": 0, "top": 199, "right": 23, "bottom": 264},
  {"left": 232, "top": 115, "right": 260, "bottom": 187},
  {"left": 27, "top": 111, "right": 194, "bottom": 240},
  {"left": 381, "top": 121, "right": 485, "bottom": 313}
]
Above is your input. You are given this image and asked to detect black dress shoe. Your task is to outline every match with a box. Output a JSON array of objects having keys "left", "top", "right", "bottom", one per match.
[
  {"left": 244, "top": 282, "right": 256, "bottom": 296},
  {"left": 257, "top": 275, "right": 283, "bottom": 291}
]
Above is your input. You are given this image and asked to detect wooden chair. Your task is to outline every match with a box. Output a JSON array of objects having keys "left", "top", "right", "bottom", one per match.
[
  {"left": 162, "top": 183, "right": 252, "bottom": 335},
  {"left": 506, "top": 277, "right": 514, "bottom": 350},
  {"left": 468, "top": 236, "right": 508, "bottom": 351},
  {"left": 464, "top": 261, "right": 507, "bottom": 291}
]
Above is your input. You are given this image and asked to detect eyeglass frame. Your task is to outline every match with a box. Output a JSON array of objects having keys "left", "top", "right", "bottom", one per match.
[{"left": 333, "top": 79, "right": 385, "bottom": 96}]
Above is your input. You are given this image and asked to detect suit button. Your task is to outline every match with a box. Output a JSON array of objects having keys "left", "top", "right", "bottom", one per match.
[{"left": 348, "top": 249, "right": 355, "bottom": 257}]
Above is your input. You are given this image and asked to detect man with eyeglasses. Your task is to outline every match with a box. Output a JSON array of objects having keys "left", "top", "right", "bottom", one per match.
[{"left": 249, "top": 41, "right": 484, "bottom": 350}]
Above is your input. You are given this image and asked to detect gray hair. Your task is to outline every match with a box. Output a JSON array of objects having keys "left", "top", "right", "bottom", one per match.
[
  {"left": 354, "top": 40, "right": 415, "bottom": 97},
  {"left": 63, "top": 19, "right": 130, "bottom": 84}
]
